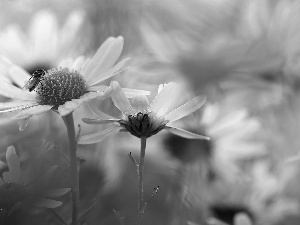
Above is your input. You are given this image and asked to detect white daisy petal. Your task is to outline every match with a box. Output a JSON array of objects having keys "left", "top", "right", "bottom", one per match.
[
  {"left": 121, "top": 87, "right": 151, "bottom": 98},
  {"left": 58, "top": 99, "right": 82, "bottom": 116},
  {"left": 165, "top": 96, "right": 206, "bottom": 122},
  {"left": 165, "top": 125, "right": 210, "bottom": 140},
  {"left": 84, "top": 36, "right": 124, "bottom": 83},
  {"left": 11, "top": 105, "right": 52, "bottom": 120},
  {"left": 83, "top": 37, "right": 118, "bottom": 78},
  {"left": 0, "top": 77, "right": 36, "bottom": 100},
  {"left": 82, "top": 91, "right": 109, "bottom": 101},
  {"left": 0, "top": 105, "right": 37, "bottom": 116},
  {"left": 9, "top": 65, "right": 30, "bottom": 88},
  {"left": 150, "top": 82, "right": 177, "bottom": 116},
  {"left": 111, "top": 81, "right": 134, "bottom": 116},
  {"left": 3, "top": 146, "right": 20, "bottom": 183},
  {"left": 78, "top": 126, "right": 122, "bottom": 144},
  {"left": 82, "top": 118, "right": 119, "bottom": 125},
  {"left": 89, "top": 85, "right": 150, "bottom": 98},
  {"left": 89, "top": 57, "right": 129, "bottom": 86},
  {"left": 88, "top": 85, "right": 109, "bottom": 92},
  {"left": 86, "top": 102, "right": 117, "bottom": 120},
  {"left": 0, "top": 101, "right": 36, "bottom": 110},
  {"left": 58, "top": 90, "right": 111, "bottom": 116}
]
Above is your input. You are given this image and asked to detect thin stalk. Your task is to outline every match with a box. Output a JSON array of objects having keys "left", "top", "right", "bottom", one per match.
[
  {"left": 136, "top": 136, "right": 147, "bottom": 225},
  {"left": 63, "top": 113, "right": 79, "bottom": 225}
]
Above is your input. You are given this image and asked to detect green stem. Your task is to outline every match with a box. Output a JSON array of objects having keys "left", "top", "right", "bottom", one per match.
[
  {"left": 63, "top": 113, "right": 79, "bottom": 225},
  {"left": 136, "top": 137, "right": 147, "bottom": 225}
]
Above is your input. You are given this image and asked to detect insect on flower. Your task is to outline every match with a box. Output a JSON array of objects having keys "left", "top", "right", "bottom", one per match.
[{"left": 23, "top": 69, "right": 46, "bottom": 92}]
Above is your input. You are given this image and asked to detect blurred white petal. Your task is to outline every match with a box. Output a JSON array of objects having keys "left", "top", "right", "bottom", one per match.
[
  {"left": 78, "top": 126, "right": 122, "bottom": 144},
  {"left": 86, "top": 102, "right": 117, "bottom": 120},
  {"left": 29, "top": 10, "right": 58, "bottom": 62}
]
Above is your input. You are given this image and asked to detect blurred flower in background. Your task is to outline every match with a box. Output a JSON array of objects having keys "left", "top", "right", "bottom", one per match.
[
  {"left": 0, "top": 10, "right": 85, "bottom": 77},
  {"left": 0, "top": 146, "right": 70, "bottom": 224}
]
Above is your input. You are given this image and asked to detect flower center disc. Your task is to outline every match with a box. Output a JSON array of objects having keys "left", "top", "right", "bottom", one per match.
[
  {"left": 119, "top": 112, "right": 168, "bottom": 138},
  {"left": 35, "top": 68, "right": 87, "bottom": 109}
]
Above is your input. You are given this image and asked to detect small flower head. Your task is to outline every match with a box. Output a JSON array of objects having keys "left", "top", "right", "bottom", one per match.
[
  {"left": 116, "top": 94, "right": 168, "bottom": 138},
  {"left": 79, "top": 81, "right": 209, "bottom": 144},
  {"left": 119, "top": 111, "right": 168, "bottom": 138},
  {"left": 35, "top": 68, "right": 87, "bottom": 109}
]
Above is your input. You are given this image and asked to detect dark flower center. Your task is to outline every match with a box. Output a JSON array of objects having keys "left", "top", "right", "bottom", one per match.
[
  {"left": 119, "top": 112, "right": 168, "bottom": 138},
  {"left": 35, "top": 68, "right": 87, "bottom": 109},
  {"left": 0, "top": 182, "right": 27, "bottom": 210}
]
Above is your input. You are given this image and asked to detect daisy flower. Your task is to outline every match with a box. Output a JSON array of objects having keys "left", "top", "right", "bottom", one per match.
[
  {"left": 200, "top": 103, "right": 266, "bottom": 181},
  {"left": 79, "top": 81, "right": 209, "bottom": 144},
  {"left": 0, "top": 10, "right": 85, "bottom": 74},
  {"left": 0, "top": 36, "right": 149, "bottom": 130},
  {"left": 0, "top": 146, "right": 70, "bottom": 215}
]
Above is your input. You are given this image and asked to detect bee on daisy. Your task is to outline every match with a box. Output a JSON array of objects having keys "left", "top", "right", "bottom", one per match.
[{"left": 0, "top": 36, "right": 149, "bottom": 130}]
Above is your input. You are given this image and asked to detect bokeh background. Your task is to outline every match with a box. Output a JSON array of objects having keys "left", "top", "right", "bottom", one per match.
[{"left": 1, "top": 0, "right": 300, "bottom": 224}]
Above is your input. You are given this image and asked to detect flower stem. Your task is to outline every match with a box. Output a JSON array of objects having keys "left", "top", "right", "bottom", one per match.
[
  {"left": 63, "top": 113, "right": 79, "bottom": 225},
  {"left": 136, "top": 136, "right": 147, "bottom": 225}
]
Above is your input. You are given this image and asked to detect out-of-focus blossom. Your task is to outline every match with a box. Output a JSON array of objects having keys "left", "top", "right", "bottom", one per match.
[
  {"left": 79, "top": 81, "right": 208, "bottom": 144},
  {"left": 0, "top": 146, "right": 70, "bottom": 216},
  {"left": 0, "top": 37, "right": 149, "bottom": 130},
  {"left": 236, "top": 0, "right": 300, "bottom": 84},
  {"left": 247, "top": 161, "right": 299, "bottom": 225},
  {"left": 0, "top": 10, "right": 85, "bottom": 76},
  {"left": 200, "top": 103, "right": 266, "bottom": 181},
  {"left": 141, "top": 22, "right": 250, "bottom": 92}
]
